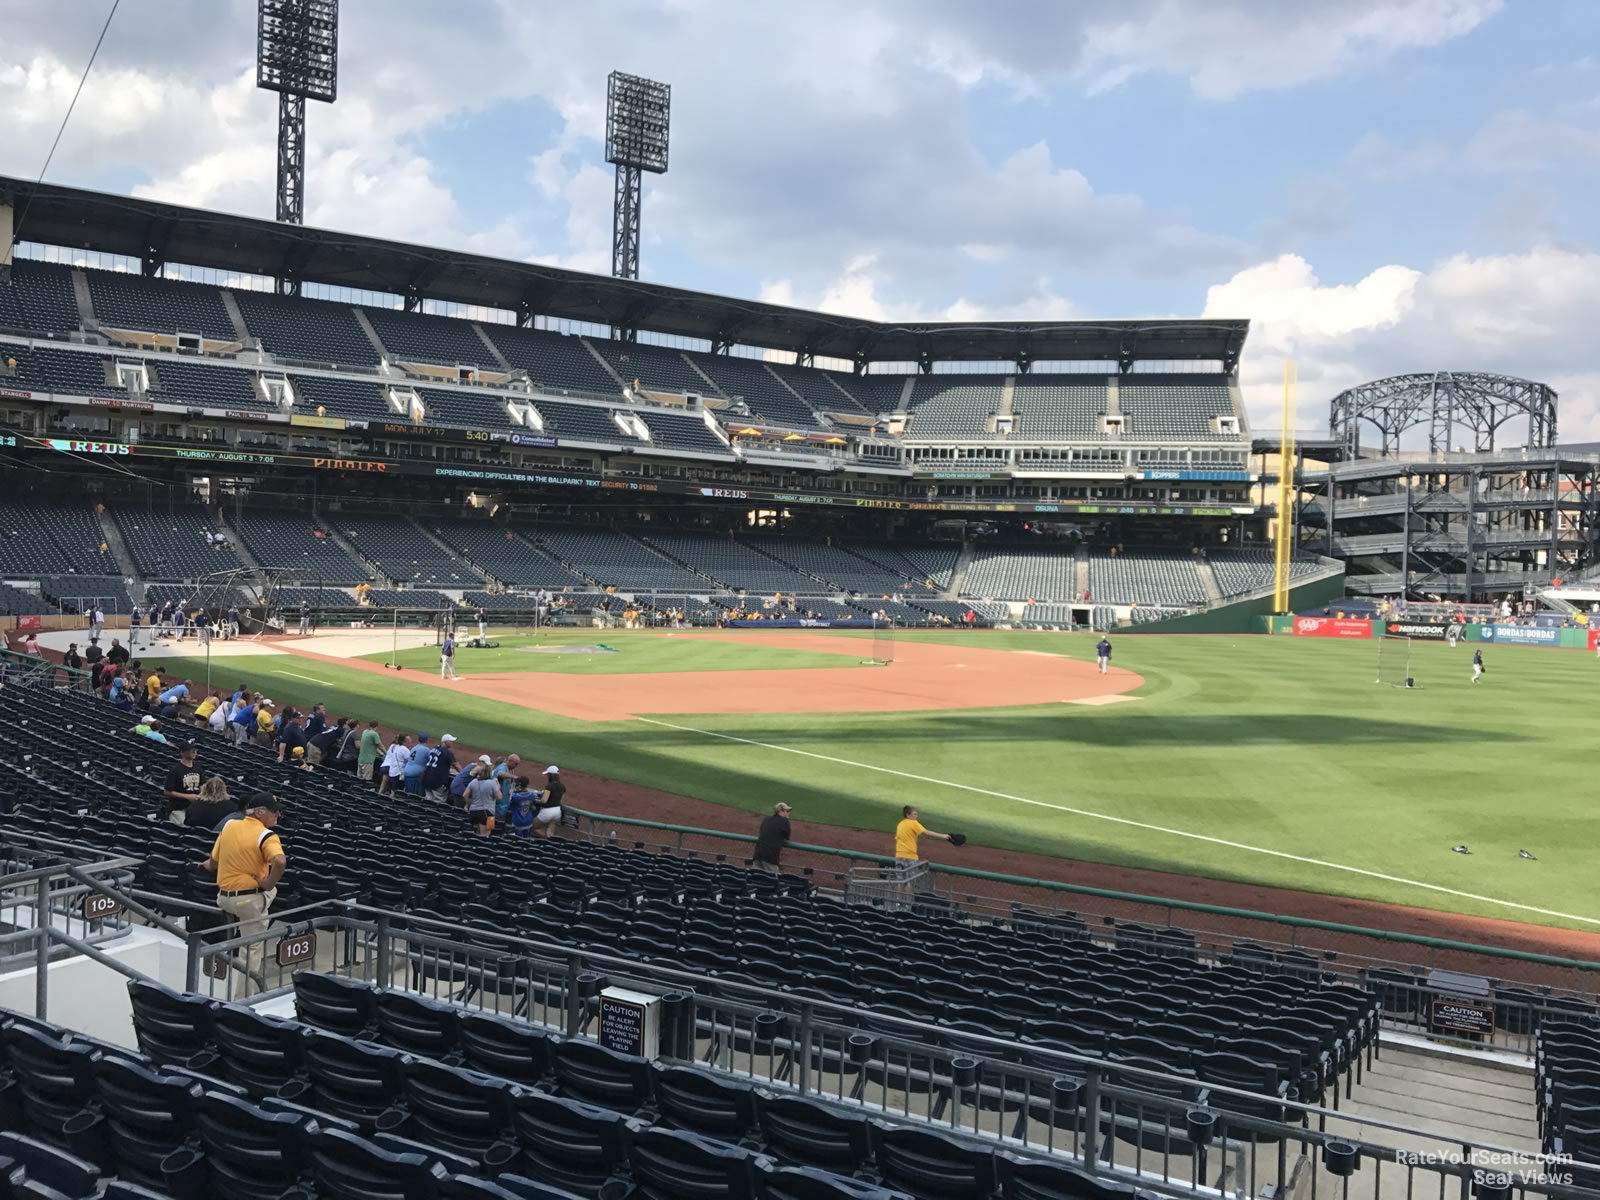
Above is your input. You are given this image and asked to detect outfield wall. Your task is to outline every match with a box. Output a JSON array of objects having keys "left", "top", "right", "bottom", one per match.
[
  {"left": 1277, "top": 616, "right": 1594, "bottom": 649},
  {"left": 1122, "top": 572, "right": 1344, "bottom": 635}
]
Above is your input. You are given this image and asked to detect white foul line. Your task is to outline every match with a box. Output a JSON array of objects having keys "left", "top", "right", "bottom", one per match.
[
  {"left": 636, "top": 716, "right": 1599, "bottom": 928},
  {"left": 272, "top": 669, "right": 333, "bottom": 686}
]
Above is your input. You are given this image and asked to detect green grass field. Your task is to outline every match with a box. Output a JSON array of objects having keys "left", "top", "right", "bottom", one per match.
[
  {"left": 139, "top": 630, "right": 1600, "bottom": 931},
  {"left": 359, "top": 632, "right": 868, "bottom": 674}
]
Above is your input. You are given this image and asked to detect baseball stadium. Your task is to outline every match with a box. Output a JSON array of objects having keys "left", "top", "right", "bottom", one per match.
[{"left": 1, "top": 7, "right": 1599, "bottom": 1200}]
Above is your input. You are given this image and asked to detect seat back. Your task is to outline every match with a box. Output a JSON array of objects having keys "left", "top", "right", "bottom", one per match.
[
  {"left": 376, "top": 989, "right": 460, "bottom": 1057},
  {"left": 458, "top": 1010, "right": 552, "bottom": 1083},
  {"left": 510, "top": 1091, "right": 629, "bottom": 1195},
  {"left": 549, "top": 1036, "right": 652, "bottom": 1111},
  {"left": 126, "top": 980, "right": 213, "bottom": 1062},
  {"left": 293, "top": 972, "right": 378, "bottom": 1037},
  {"left": 870, "top": 1123, "right": 996, "bottom": 1200},
  {"left": 308, "top": 1125, "right": 451, "bottom": 1200},
  {"left": 651, "top": 1064, "right": 758, "bottom": 1138},
  {"left": 755, "top": 1092, "right": 873, "bottom": 1172},
  {"left": 0, "top": 1130, "right": 102, "bottom": 1199},
  {"left": 629, "top": 1126, "right": 761, "bottom": 1200}
]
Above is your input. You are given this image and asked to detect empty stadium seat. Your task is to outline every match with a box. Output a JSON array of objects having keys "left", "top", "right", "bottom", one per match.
[{"left": 85, "top": 269, "right": 235, "bottom": 340}]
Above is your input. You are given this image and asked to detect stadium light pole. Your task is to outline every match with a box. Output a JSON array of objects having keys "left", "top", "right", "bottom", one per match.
[
  {"left": 605, "top": 70, "right": 671, "bottom": 317},
  {"left": 257, "top": 0, "right": 339, "bottom": 239}
]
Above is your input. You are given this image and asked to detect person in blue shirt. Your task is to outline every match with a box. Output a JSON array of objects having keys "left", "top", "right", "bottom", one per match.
[
  {"left": 1096, "top": 637, "right": 1112, "bottom": 675},
  {"left": 108, "top": 675, "right": 132, "bottom": 711},
  {"left": 448, "top": 757, "right": 480, "bottom": 803},
  {"left": 493, "top": 754, "right": 521, "bottom": 821},
  {"left": 157, "top": 680, "right": 191, "bottom": 718},
  {"left": 507, "top": 777, "right": 537, "bottom": 838},
  {"left": 229, "top": 695, "right": 259, "bottom": 747},
  {"left": 403, "top": 734, "right": 431, "bottom": 796}
]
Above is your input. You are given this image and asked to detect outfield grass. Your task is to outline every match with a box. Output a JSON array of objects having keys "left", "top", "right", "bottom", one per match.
[
  {"left": 358, "top": 630, "right": 866, "bottom": 674},
  {"left": 139, "top": 631, "right": 1600, "bottom": 930}
]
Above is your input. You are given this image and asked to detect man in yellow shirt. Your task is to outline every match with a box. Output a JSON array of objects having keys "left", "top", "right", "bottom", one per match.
[
  {"left": 200, "top": 791, "right": 287, "bottom": 984},
  {"left": 144, "top": 668, "right": 164, "bottom": 706},
  {"left": 255, "top": 701, "right": 276, "bottom": 745}
]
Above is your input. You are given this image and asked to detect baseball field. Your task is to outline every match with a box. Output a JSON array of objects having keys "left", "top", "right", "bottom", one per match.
[{"left": 123, "top": 626, "right": 1599, "bottom": 935}]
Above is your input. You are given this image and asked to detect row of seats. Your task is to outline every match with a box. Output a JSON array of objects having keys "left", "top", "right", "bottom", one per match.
[
  {"left": 332, "top": 514, "right": 483, "bottom": 586},
  {"left": 1536, "top": 1021, "right": 1600, "bottom": 1171},
  {"left": 1086, "top": 552, "right": 1205, "bottom": 608},
  {"left": 0, "top": 499, "right": 121, "bottom": 577},
  {"left": 112, "top": 506, "right": 241, "bottom": 582},
  {"left": 1207, "top": 549, "right": 1322, "bottom": 598},
  {"left": 229, "top": 510, "right": 372, "bottom": 582}
]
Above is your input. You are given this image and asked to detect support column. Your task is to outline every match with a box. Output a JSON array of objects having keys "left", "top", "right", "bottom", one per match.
[{"left": 0, "top": 200, "right": 13, "bottom": 270}]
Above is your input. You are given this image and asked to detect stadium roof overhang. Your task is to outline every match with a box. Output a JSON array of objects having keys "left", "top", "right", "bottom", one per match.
[{"left": 1, "top": 175, "right": 1249, "bottom": 370}]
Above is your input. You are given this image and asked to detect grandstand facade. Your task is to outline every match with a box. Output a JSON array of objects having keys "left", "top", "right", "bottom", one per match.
[{"left": 0, "top": 175, "right": 1340, "bottom": 630}]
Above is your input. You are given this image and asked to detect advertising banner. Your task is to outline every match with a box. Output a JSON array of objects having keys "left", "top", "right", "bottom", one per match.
[
  {"left": 1385, "top": 620, "right": 1450, "bottom": 641},
  {"left": 726, "top": 618, "right": 878, "bottom": 629},
  {"left": 1293, "top": 617, "right": 1374, "bottom": 639},
  {"left": 1590, "top": 628, "right": 1599, "bottom": 652},
  {"left": 1477, "top": 623, "right": 1561, "bottom": 647}
]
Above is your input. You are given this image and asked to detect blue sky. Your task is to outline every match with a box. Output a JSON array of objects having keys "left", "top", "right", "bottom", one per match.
[{"left": 1, "top": 0, "right": 1596, "bottom": 435}]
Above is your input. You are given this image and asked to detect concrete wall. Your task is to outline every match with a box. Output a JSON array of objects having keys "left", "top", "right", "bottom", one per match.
[{"left": 0, "top": 925, "right": 190, "bottom": 1050}]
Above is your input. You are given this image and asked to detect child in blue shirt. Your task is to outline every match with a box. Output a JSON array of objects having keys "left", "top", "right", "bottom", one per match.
[{"left": 507, "top": 777, "right": 538, "bottom": 838}]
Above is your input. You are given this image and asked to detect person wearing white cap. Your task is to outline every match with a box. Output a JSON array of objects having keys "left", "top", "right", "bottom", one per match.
[
  {"left": 535, "top": 765, "right": 565, "bottom": 836},
  {"left": 421, "top": 734, "right": 459, "bottom": 803}
]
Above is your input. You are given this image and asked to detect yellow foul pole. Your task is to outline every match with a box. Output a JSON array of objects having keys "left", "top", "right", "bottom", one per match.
[{"left": 1273, "top": 361, "right": 1297, "bottom": 613}]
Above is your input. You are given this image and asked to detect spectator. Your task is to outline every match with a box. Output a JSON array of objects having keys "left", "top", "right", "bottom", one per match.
[
  {"left": 198, "top": 791, "right": 286, "bottom": 985},
  {"left": 493, "top": 754, "right": 522, "bottom": 822},
  {"left": 275, "top": 712, "right": 307, "bottom": 763},
  {"left": 133, "top": 716, "right": 168, "bottom": 744},
  {"left": 752, "top": 802, "right": 793, "bottom": 873},
  {"left": 307, "top": 716, "right": 344, "bottom": 766},
  {"left": 329, "top": 718, "right": 362, "bottom": 772},
  {"left": 162, "top": 742, "right": 203, "bottom": 823},
  {"left": 382, "top": 732, "right": 416, "bottom": 795},
  {"left": 449, "top": 755, "right": 482, "bottom": 805},
  {"left": 464, "top": 766, "right": 500, "bottom": 836},
  {"left": 157, "top": 678, "right": 191, "bottom": 719},
  {"left": 402, "top": 733, "right": 431, "bottom": 796},
  {"left": 422, "top": 734, "right": 458, "bottom": 803},
  {"left": 304, "top": 703, "right": 327, "bottom": 742},
  {"left": 288, "top": 745, "right": 313, "bottom": 771},
  {"left": 534, "top": 766, "right": 564, "bottom": 838},
  {"left": 894, "top": 805, "right": 952, "bottom": 864},
  {"left": 255, "top": 699, "right": 276, "bottom": 746},
  {"left": 143, "top": 666, "right": 165, "bottom": 710},
  {"left": 228, "top": 693, "right": 259, "bottom": 747},
  {"left": 108, "top": 673, "right": 132, "bottom": 711},
  {"left": 193, "top": 691, "right": 222, "bottom": 726},
  {"left": 62, "top": 643, "right": 83, "bottom": 671},
  {"left": 356, "top": 720, "right": 383, "bottom": 784},
  {"left": 85, "top": 640, "right": 105, "bottom": 688},
  {"left": 507, "top": 777, "right": 538, "bottom": 838},
  {"left": 185, "top": 775, "right": 234, "bottom": 831}
]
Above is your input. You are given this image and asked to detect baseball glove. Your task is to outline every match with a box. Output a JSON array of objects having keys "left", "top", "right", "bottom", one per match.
[{"left": 948, "top": 832, "right": 967, "bottom": 847}]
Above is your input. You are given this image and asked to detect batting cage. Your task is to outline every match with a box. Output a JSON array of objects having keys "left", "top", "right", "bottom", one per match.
[
  {"left": 861, "top": 616, "right": 896, "bottom": 666},
  {"left": 1375, "top": 631, "right": 1415, "bottom": 689}
]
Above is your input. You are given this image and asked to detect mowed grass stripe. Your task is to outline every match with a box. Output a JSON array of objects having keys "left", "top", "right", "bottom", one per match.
[{"left": 132, "top": 631, "right": 1600, "bottom": 929}]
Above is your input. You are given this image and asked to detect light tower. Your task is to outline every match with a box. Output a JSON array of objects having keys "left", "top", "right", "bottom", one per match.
[
  {"left": 257, "top": 0, "right": 339, "bottom": 240},
  {"left": 605, "top": 70, "right": 671, "bottom": 303}
]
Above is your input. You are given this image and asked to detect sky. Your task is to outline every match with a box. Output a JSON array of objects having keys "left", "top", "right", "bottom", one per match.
[{"left": 1, "top": 0, "right": 1597, "bottom": 438}]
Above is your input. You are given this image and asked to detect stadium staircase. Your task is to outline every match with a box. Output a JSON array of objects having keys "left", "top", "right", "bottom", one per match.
[
  {"left": 217, "top": 289, "right": 252, "bottom": 344},
  {"left": 943, "top": 543, "right": 975, "bottom": 600},
  {"left": 313, "top": 509, "right": 393, "bottom": 585},
  {"left": 68, "top": 269, "right": 96, "bottom": 327},
  {"left": 215, "top": 511, "right": 263, "bottom": 574},
  {"left": 893, "top": 377, "right": 914, "bottom": 413},
  {"left": 677, "top": 351, "right": 725, "bottom": 398},
  {"left": 996, "top": 377, "right": 1016, "bottom": 421},
  {"left": 760, "top": 362, "right": 824, "bottom": 424},
  {"left": 92, "top": 505, "right": 141, "bottom": 591},
  {"left": 1198, "top": 559, "right": 1223, "bottom": 606},
  {"left": 350, "top": 307, "right": 392, "bottom": 362},
  {"left": 579, "top": 337, "right": 628, "bottom": 390},
  {"left": 406, "top": 515, "right": 489, "bottom": 584},
  {"left": 474, "top": 324, "right": 513, "bottom": 369},
  {"left": 1073, "top": 544, "right": 1089, "bottom": 598}
]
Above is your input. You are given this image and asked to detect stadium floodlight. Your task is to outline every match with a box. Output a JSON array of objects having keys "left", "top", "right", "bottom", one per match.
[
  {"left": 605, "top": 70, "right": 671, "bottom": 286},
  {"left": 257, "top": 0, "right": 340, "bottom": 230}
]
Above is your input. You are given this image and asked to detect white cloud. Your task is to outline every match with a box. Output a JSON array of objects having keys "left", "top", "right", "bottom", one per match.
[
  {"left": 760, "top": 257, "right": 1076, "bottom": 325},
  {"left": 1077, "top": 0, "right": 1502, "bottom": 99},
  {"left": 1205, "top": 249, "right": 1600, "bottom": 440}
]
